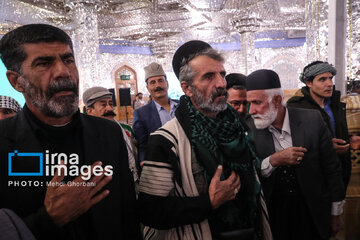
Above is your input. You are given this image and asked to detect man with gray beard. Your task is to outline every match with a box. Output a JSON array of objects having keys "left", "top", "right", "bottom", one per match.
[
  {"left": 138, "top": 40, "right": 272, "bottom": 240},
  {"left": 0, "top": 24, "right": 140, "bottom": 240},
  {"left": 246, "top": 69, "right": 345, "bottom": 240}
]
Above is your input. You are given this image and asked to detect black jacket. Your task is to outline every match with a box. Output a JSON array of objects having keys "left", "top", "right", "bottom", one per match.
[
  {"left": 247, "top": 107, "right": 345, "bottom": 239},
  {"left": 0, "top": 110, "right": 141, "bottom": 240},
  {"left": 287, "top": 87, "right": 351, "bottom": 188}
]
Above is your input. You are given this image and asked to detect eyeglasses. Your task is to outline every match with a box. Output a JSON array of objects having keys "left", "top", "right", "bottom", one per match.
[{"left": 229, "top": 101, "right": 248, "bottom": 108}]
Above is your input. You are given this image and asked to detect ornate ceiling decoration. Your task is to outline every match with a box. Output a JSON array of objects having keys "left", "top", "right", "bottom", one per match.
[{"left": 0, "top": 0, "right": 306, "bottom": 56}]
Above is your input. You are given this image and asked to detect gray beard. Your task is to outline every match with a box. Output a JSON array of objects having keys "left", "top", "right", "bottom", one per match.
[
  {"left": 19, "top": 76, "right": 79, "bottom": 118},
  {"left": 190, "top": 85, "right": 228, "bottom": 114},
  {"left": 252, "top": 103, "right": 278, "bottom": 129}
]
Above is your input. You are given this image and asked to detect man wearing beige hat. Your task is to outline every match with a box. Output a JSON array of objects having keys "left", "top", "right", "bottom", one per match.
[
  {"left": 133, "top": 62, "right": 178, "bottom": 164},
  {"left": 83, "top": 86, "right": 140, "bottom": 195}
]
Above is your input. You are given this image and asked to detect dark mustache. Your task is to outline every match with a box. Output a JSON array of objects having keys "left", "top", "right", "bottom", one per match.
[
  {"left": 154, "top": 87, "right": 164, "bottom": 92},
  {"left": 211, "top": 88, "right": 227, "bottom": 100},
  {"left": 46, "top": 78, "right": 78, "bottom": 98},
  {"left": 103, "top": 111, "right": 116, "bottom": 117}
]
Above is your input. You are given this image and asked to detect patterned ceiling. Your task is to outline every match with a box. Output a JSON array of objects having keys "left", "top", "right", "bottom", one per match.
[{"left": 0, "top": 0, "right": 306, "bottom": 53}]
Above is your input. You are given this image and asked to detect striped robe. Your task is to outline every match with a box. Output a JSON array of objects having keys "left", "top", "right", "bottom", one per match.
[
  {"left": 138, "top": 117, "right": 272, "bottom": 240},
  {"left": 139, "top": 117, "right": 212, "bottom": 240}
]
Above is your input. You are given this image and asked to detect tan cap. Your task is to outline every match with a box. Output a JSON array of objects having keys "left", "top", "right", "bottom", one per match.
[
  {"left": 144, "top": 62, "right": 165, "bottom": 82},
  {"left": 83, "top": 87, "right": 112, "bottom": 107}
]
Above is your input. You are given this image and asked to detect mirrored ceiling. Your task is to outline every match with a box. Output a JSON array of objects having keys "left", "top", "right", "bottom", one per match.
[{"left": 0, "top": 0, "right": 307, "bottom": 56}]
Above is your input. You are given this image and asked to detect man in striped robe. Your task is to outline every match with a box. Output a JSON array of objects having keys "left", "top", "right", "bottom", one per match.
[{"left": 138, "top": 40, "right": 272, "bottom": 240}]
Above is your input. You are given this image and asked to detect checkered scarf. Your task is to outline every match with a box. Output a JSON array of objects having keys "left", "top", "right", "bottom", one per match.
[
  {"left": 0, "top": 96, "right": 21, "bottom": 112},
  {"left": 186, "top": 95, "right": 256, "bottom": 168}
]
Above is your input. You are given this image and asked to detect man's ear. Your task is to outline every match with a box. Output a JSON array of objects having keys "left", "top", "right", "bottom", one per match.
[
  {"left": 272, "top": 94, "right": 283, "bottom": 107},
  {"left": 181, "top": 81, "right": 193, "bottom": 97},
  {"left": 86, "top": 107, "right": 92, "bottom": 115},
  {"left": 305, "top": 80, "right": 312, "bottom": 88},
  {"left": 6, "top": 70, "right": 24, "bottom": 93}
]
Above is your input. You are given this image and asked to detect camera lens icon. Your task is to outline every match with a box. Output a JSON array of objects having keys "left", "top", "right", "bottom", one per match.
[{"left": 8, "top": 150, "right": 43, "bottom": 176}]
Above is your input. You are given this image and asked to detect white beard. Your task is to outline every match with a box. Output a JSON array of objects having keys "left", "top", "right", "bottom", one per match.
[{"left": 252, "top": 103, "right": 278, "bottom": 129}]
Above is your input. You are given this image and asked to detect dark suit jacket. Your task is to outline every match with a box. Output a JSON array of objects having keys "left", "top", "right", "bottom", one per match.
[
  {"left": 247, "top": 107, "right": 345, "bottom": 239},
  {"left": 0, "top": 110, "right": 141, "bottom": 240},
  {"left": 287, "top": 87, "right": 351, "bottom": 188},
  {"left": 133, "top": 99, "right": 178, "bottom": 163}
]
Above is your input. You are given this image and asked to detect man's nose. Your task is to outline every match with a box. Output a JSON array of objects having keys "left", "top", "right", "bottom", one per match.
[
  {"left": 105, "top": 104, "right": 113, "bottom": 111},
  {"left": 249, "top": 104, "right": 256, "bottom": 115},
  {"left": 215, "top": 74, "right": 226, "bottom": 88},
  {"left": 239, "top": 104, "right": 245, "bottom": 114},
  {"left": 326, "top": 78, "right": 333, "bottom": 87},
  {"left": 53, "top": 61, "right": 70, "bottom": 78}
]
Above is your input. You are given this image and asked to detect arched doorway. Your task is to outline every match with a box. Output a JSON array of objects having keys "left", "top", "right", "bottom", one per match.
[{"left": 113, "top": 65, "right": 138, "bottom": 122}]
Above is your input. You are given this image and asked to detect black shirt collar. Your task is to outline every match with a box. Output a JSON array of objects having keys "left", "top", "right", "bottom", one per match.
[{"left": 23, "top": 104, "right": 81, "bottom": 141}]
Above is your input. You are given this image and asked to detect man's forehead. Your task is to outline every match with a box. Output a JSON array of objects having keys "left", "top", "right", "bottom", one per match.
[
  {"left": 315, "top": 72, "right": 333, "bottom": 78},
  {"left": 247, "top": 90, "right": 267, "bottom": 99},
  {"left": 229, "top": 88, "right": 246, "bottom": 93},
  {"left": 148, "top": 75, "right": 166, "bottom": 81},
  {"left": 96, "top": 97, "right": 112, "bottom": 103},
  {"left": 22, "top": 42, "right": 73, "bottom": 57},
  {"left": 228, "top": 88, "right": 246, "bottom": 97},
  {"left": 0, "top": 107, "right": 14, "bottom": 111},
  {"left": 189, "top": 55, "right": 224, "bottom": 70}
]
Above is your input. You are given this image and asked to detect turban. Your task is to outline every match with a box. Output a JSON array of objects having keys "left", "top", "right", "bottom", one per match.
[
  {"left": 0, "top": 95, "right": 22, "bottom": 112},
  {"left": 300, "top": 62, "right": 336, "bottom": 83}
]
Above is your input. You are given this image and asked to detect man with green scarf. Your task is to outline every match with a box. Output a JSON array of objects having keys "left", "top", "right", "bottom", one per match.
[{"left": 137, "top": 40, "right": 272, "bottom": 240}]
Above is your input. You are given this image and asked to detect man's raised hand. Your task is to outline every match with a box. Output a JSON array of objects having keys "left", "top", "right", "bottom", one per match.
[{"left": 44, "top": 161, "right": 112, "bottom": 226}]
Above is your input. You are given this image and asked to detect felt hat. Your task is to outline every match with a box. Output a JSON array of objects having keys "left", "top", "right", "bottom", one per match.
[
  {"left": 225, "top": 73, "right": 247, "bottom": 89},
  {"left": 246, "top": 69, "right": 281, "bottom": 91},
  {"left": 172, "top": 40, "right": 212, "bottom": 79},
  {"left": 83, "top": 87, "right": 113, "bottom": 107},
  {"left": 144, "top": 62, "right": 166, "bottom": 82}
]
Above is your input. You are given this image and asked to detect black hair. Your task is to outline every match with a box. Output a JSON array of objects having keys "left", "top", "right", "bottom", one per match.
[
  {"left": 0, "top": 24, "right": 73, "bottom": 73},
  {"left": 225, "top": 73, "right": 246, "bottom": 90}
]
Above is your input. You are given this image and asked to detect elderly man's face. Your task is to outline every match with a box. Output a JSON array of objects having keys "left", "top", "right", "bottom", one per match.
[
  {"left": 0, "top": 108, "right": 16, "bottom": 120},
  {"left": 18, "top": 42, "right": 79, "bottom": 118},
  {"left": 227, "top": 88, "right": 248, "bottom": 118},
  {"left": 86, "top": 97, "right": 115, "bottom": 121},
  {"left": 306, "top": 72, "right": 334, "bottom": 99},
  {"left": 187, "top": 55, "right": 227, "bottom": 115},
  {"left": 247, "top": 90, "right": 278, "bottom": 129}
]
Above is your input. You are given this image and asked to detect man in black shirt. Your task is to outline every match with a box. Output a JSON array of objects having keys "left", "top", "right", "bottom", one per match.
[{"left": 0, "top": 24, "right": 141, "bottom": 239}]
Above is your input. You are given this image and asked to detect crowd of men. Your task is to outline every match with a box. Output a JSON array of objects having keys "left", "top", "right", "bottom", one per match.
[{"left": 0, "top": 23, "right": 360, "bottom": 240}]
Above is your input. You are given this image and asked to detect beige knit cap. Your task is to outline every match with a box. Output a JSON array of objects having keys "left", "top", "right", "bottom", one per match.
[{"left": 144, "top": 62, "right": 165, "bottom": 81}]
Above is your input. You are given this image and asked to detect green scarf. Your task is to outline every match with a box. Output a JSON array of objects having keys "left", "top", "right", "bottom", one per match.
[{"left": 176, "top": 95, "right": 263, "bottom": 239}]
